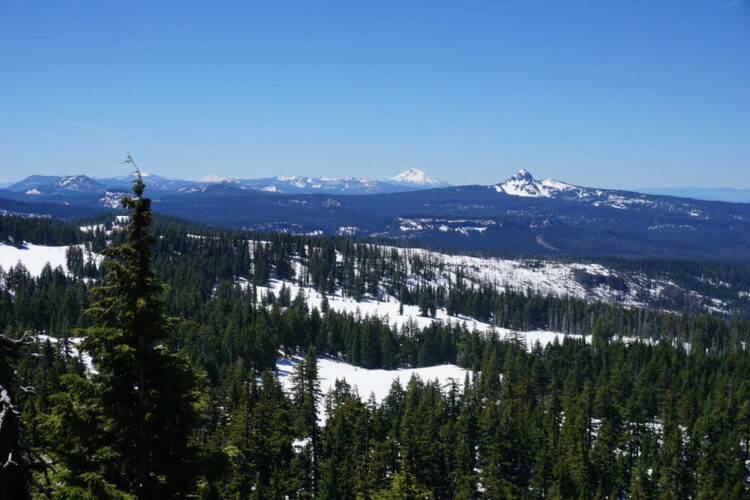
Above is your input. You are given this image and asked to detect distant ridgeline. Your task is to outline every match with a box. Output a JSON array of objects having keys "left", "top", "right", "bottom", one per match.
[{"left": 2, "top": 169, "right": 750, "bottom": 263}]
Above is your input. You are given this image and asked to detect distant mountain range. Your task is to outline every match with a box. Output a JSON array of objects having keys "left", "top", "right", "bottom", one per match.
[
  {"left": 4, "top": 168, "right": 450, "bottom": 197},
  {"left": 6, "top": 168, "right": 748, "bottom": 202},
  {"left": 1, "top": 168, "right": 749, "bottom": 263}
]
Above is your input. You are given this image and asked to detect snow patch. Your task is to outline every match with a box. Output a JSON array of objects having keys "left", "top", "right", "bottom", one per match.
[
  {"left": 276, "top": 355, "right": 470, "bottom": 422},
  {"left": 36, "top": 334, "right": 97, "bottom": 374},
  {"left": 0, "top": 242, "right": 98, "bottom": 276}
]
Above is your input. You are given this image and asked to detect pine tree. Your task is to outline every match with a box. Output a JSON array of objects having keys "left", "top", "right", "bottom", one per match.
[
  {"left": 1, "top": 333, "right": 45, "bottom": 498},
  {"left": 371, "top": 458, "right": 432, "bottom": 500},
  {"left": 290, "top": 346, "right": 322, "bottom": 497},
  {"left": 43, "top": 165, "right": 202, "bottom": 498}
]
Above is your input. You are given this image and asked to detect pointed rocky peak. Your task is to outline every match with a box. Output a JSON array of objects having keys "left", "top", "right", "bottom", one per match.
[
  {"left": 494, "top": 170, "right": 579, "bottom": 198},
  {"left": 508, "top": 168, "right": 535, "bottom": 182},
  {"left": 495, "top": 169, "right": 550, "bottom": 197}
]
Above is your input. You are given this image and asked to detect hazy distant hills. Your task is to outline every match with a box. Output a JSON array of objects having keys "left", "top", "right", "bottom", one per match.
[
  {"left": 1, "top": 169, "right": 749, "bottom": 263},
  {"left": 639, "top": 187, "right": 750, "bottom": 204}
]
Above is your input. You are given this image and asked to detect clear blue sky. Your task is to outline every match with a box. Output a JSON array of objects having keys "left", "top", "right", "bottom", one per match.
[{"left": 1, "top": 1, "right": 748, "bottom": 188}]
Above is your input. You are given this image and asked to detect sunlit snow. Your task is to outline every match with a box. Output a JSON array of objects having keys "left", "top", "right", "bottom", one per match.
[
  {"left": 0, "top": 242, "right": 75, "bottom": 276},
  {"left": 276, "top": 355, "right": 471, "bottom": 423}
]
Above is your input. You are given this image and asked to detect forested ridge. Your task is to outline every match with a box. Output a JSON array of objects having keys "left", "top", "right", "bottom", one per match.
[
  {"left": 3, "top": 211, "right": 750, "bottom": 317},
  {"left": 0, "top": 185, "right": 749, "bottom": 498}
]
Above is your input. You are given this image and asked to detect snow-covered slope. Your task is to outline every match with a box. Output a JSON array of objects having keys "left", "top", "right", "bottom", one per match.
[
  {"left": 0, "top": 242, "right": 101, "bottom": 276},
  {"left": 1, "top": 242, "right": 71, "bottom": 275},
  {"left": 245, "top": 236, "right": 738, "bottom": 321},
  {"left": 48, "top": 175, "right": 107, "bottom": 194},
  {"left": 277, "top": 355, "right": 470, "bottom": 422},
  {"left": 98, "top": 190, "right": 129, "bottom": 208}
]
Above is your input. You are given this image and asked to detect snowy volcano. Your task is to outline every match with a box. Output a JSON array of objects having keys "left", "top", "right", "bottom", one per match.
[{"left": 388, "top": 168, "right": 448, "bottom": 187}]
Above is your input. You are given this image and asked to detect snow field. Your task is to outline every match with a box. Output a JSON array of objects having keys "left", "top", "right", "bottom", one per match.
[
  {"left": 276, "top": 355, "right": 471, "bottom": 423},
  {"left": 0, "top": 242, "right": 87, "bottom": 277}
]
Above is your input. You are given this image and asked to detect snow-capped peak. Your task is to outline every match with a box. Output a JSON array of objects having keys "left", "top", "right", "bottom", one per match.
[
  {"left": 198, "top": 174, "right": 229, "bottom": 183},
  {"left": 388, "top": 168, "right": 443, "bottom": 186},
  {"left": 495, "top": 169, "right": 550, "bottom": 197},
  {"left": 494, "top": 170, "right": 577, "bottom": 198}
]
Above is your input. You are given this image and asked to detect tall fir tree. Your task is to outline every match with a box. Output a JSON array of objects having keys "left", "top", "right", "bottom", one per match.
[
  {"left": 290, "top": 346, "right": 322, "bottom": 497},
  {"left": 44, "top": 164, "right": 202, "bottom": 498}
]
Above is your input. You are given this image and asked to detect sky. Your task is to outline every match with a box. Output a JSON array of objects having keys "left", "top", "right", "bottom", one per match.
[{"left": 0, "top": 1, "right": 748, "bottom": 189}]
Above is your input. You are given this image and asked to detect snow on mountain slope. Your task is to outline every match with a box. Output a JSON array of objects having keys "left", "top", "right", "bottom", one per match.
[
  {"left": 494, "top": 169, "right": 577, "bottom": 198},
  {"left": 380, "top": 245, "right": 676, "bottom": 310},
  {"left": 251, "top": 274, "right": 642, "bottom": 352},
  {"left": 238, "top": 175, "right": 407, "bottom": 195},
  {"left": 244, "top": 243, "right": 607, "bottom": 341},
  {"left": 245, "top": 236, "right": 734, "bottom": 318},
  {"left": 50, "top": 175, "right": 106, "bottom": 193},
  {"left": 8, "top": 174, "right": 109, "bottom": 198},
  {"left": 539, "top": 177, "right": 576, "bottom": 192},
  {"left": 250, "top": 277, "right": 500, "bottom": 334},
  {"left": 492, "top": 170, "right": 664, "bottom": 211},
  {"left": 276, "top": 355, "right": 470, "bottom": 422},
  {"left": 495, "top": 169, "right": 552, "bottom": 197},
  {"left": 199, "top": 174, "right": 229, "bottom": 183},
  {"left": 388, "top": 168, "right": 446, "bottom": 187},
  {"left": 0, "top": 242, "right": 100, "bottom": 276},
  {"left": 98, "top": 190, "right": 128, "bottom": 208}
]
